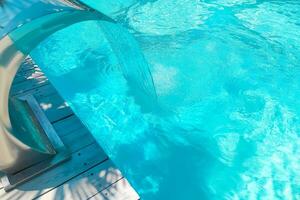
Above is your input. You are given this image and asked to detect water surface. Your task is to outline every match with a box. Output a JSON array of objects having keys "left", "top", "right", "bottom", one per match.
[{"left": 31, "top": 0, "right": 300, "bottom": 199}]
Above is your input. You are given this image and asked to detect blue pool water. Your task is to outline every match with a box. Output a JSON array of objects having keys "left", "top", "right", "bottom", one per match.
[{"left": 31, "top": 0, "right": 300, "bottom": 199}]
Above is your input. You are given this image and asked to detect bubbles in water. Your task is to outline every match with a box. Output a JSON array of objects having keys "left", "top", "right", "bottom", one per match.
[{"left": 152, "top": 63, "right": 178, "bottom": 95}]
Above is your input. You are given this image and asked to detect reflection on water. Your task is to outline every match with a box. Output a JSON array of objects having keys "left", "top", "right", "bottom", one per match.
[{"left": 31, "top": 0, "right": 300, "bottom": 199}]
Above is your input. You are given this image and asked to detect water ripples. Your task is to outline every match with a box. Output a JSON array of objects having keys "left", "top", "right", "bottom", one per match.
[
  {"left": 126, "top": 0, "right": 213, "bottom": 35},
  {"left": 31, "top": 0, "right": 300, "bottom": 199}
]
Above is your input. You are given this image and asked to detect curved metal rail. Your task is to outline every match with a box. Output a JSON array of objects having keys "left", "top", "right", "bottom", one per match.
[{"left": 0, "top": 0, "right": 113, "bottom": 174}]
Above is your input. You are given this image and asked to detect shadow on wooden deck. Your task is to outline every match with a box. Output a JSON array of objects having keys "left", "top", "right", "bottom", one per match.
[{"left": 0, "top": 58, "right": 139, "bottom": 200}]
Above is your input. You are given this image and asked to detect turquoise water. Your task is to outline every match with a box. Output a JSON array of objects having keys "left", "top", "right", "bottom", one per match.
[{"left": 31, "top": 0, "right": 300, "bottom": 199}]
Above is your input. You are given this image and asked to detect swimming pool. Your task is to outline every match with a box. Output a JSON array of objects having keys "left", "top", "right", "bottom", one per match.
[{"left": 30, "top": 0, "right": 300, "bottom": 199}]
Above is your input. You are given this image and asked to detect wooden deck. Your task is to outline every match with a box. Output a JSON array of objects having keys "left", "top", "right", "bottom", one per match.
[{"left": 0, "top": 58, "right": 139, "bottom": 200}]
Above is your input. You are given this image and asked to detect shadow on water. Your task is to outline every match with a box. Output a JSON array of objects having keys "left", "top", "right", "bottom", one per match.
[{"left": 113, "top": 125, "right": 216, "bottom": 200}]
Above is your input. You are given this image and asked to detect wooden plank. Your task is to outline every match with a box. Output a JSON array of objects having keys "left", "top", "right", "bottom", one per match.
[
  {"left": 14, "top": 67, "right": 43, "bottom": 80},
  {"left": 14, "top": 84, "right": 72, "bottom": 127},
  {"left": 49, "top": 114, "right": 96, "bottom": 154},
  {"left": 53, "top": 118, "right": 96, "bottom": 155},
  {"left": 0, "top": 94, "right": 73, "bottom": 191},
  {"left": 15, "top": 66, "right": 40, "bottom": 78},
  {"left": 2, "top": 59, "right": 139, "bottom": 200},
  {"left": 13, "top": 83, "right": 55, "bottom": 99},
  {"left": 32, "top": 84, "right": 57, "bottom": 99},
  {"left": 36, "top": 160, "right": 123, "bottom": 200},
  {"left": 1, "top": 126, "right": 94, "bottom": 192},
  {"left": 19, "top": 60, "right": 37, "bottom": 73},
  {"left": 61, "top": 128, "right": 95, "bottom": 153},
  {"left": 89, "top": 178, "right": 140, "bottom": 200},
  {"left": 12, "top": 75, "right": 48, "bottom": 92},
  {"left": 24, "top": 95, "right": 64, "bottom": 149},
  {"left": 10, "top": 75, "right": 48, "bottom": 96},
  {"left": 14, "top": 68, "right": 43, "bottom": 84},
  {"left": 19, "top": 64, "right": 36, "bottom": 73},
  {"left": 1, "top": 149, "right": 69, "bottom": 192},
  {"left": 12, "top": 62, "right": 72, "bottom": 124},
  {"left": 0, "top": 143, "right": 108, "bottom": 200},
  {"left": 53, "top": 115, "right": 85, "bottom": 137},
  {"left": 36, "top": 93, "right": 73, "bottom": 123}
]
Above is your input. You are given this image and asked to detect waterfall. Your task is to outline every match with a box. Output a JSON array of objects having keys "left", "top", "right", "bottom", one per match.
[{"left": 30, "top": 20, "right": 157, "bottom": 113}]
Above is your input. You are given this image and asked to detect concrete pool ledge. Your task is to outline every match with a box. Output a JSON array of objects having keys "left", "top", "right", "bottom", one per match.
[{"left": 0, "top": 58, "right": 139, "bottom": 200}]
